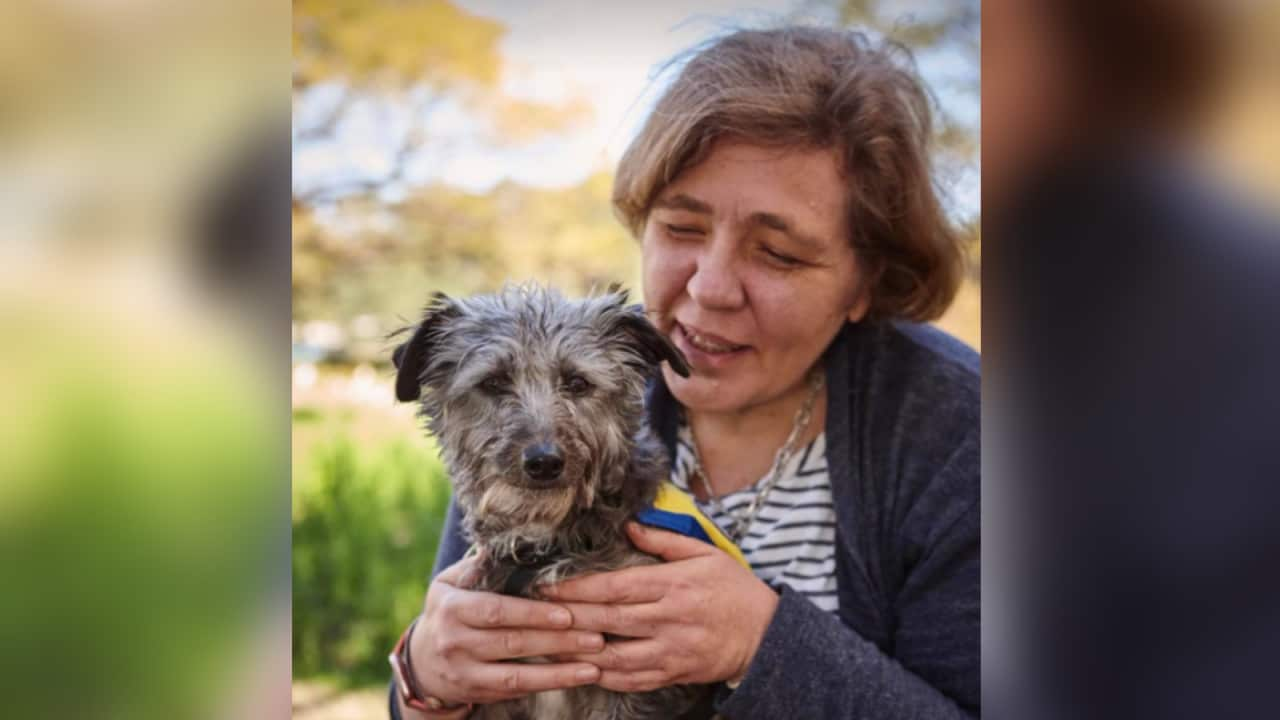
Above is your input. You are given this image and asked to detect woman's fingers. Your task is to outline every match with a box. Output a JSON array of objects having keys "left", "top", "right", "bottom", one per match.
[
  {"left": 596, "top": 669, "right": 672, "bottom": 694},
  {"left": 467, "top": 661, "right": 602, "bottom": 699},
  {"left": 444, "top": 589, "right": 575, "bottom": 630},
  {"left": 624, "top": 522, "right": 715, "bottom": 562},
  {"left": 558, "top": 600, "right": 662, "bottom": 637},
  {"left": 468, "top": 628, "right": 605, "bottom": 661},
  {"left": 431, "top": 555, "right": 477, "bottom": 587},
  {"left": 562, "top": 638, "right": 665, "bottom": 672},
  {"left": 432, "top": 548, "right": 491, "bottom": 590},
  {"left": 540, "top": 565, "right": 670, "bottom": 604}
]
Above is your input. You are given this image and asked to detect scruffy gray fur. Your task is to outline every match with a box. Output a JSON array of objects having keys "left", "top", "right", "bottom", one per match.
[{"left": 392, "top": 285, "right": 709, "bottom": 720}]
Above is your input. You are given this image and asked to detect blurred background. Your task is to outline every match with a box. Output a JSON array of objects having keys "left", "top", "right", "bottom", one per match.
[{"left": 290, "top": 2, "right": 978, "bottom": 717}]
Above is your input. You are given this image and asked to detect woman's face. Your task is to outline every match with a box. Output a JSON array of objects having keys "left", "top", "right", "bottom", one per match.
[{"left": 642, "top": 140, "right": 869, "bottom": 417}]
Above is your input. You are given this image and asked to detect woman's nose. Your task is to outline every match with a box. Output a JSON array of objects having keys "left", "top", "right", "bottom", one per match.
[{"left": 687, "top": 242, "right": 745, "bottom": 310}]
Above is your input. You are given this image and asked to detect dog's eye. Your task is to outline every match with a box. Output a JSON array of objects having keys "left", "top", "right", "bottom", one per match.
[
  {"left": 562, "top": 374, "right": 591, "bottom": 396},
  {"left": 480, "top": 375, "right": 509, "bottom": 395}
]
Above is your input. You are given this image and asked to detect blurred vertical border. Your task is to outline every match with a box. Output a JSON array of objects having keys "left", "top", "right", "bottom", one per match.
[
  {"left": 984, "top": 1, "right": 1280, "bottom": 718},
  {"left": 0, "top": 1, "right": 291, "bottom": 718}
]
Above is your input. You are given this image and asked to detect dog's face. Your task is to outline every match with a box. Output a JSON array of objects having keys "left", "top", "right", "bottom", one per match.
[{"left": 392, "top": 286, "right": 689, "bottom": 546}]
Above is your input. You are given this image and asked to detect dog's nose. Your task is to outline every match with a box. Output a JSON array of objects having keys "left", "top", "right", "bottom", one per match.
[{"left": 522, "top": 443, "right": 564, "bottom": 483}]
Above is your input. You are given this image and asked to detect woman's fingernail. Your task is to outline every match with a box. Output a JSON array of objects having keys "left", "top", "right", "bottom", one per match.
[
  {"left": 576, "top": 666, "right": 599, "bottom": 682},
  {"left": 550, "top": 609, "right": 572, "bottom": 626},
  {"left": 579, "top": 633, "right": 604, "bottom": 650}
]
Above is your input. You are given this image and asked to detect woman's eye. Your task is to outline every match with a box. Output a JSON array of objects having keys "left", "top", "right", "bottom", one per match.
[
  {"left": 563, "top": 375, "right": 591, "bottom": 395},
  {"left": 664, "top": 223, "right": 704, "bottom": 237},
  {"left": 763, "top": 247, "right": 803, "bottom": 267}
]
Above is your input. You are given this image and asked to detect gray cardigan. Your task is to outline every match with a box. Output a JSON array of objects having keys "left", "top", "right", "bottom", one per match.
[{"left": 394, "top": 320, "right": 980, "bottom": 719}]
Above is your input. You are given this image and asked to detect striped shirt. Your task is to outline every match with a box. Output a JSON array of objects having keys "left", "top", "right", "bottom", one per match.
[{"left": 670, "top": 422, "right": 840, "bottom": 613}]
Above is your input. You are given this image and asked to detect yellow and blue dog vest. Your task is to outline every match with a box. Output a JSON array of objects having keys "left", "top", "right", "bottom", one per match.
[
  {"left": 503, "top": 483, "right": 750, "bottom": 595},
  {"left": 635, "top": 482, "right": 750, "bottom": 569}
]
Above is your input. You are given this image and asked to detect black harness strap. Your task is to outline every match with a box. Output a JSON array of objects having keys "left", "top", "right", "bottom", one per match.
[{"left": 500, "top": 547, "right": 557, "bottom": 596}]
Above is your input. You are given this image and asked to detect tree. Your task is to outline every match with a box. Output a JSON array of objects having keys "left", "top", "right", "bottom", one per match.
[
  {"left": 834, "top": 0, "right": 979, "bottom": 54},
  {"left": 292, "top": 0, "right": 586, "bottom": 205}
]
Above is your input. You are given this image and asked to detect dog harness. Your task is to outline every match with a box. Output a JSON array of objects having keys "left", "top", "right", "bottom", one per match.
[
  {"left": 635, "top": 482, "right": 750, "bottom": 569},
  {"left": 500, "top": 483, "right": 750, "bottom": 596},
  {"left": 500, "top": 553, "right": 557, "bottom": 596}
]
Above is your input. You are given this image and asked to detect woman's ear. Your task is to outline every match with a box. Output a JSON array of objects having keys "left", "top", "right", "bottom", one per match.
[
  {"left": 846, "top": 291, "right": 871, "bottom": 323},
  {"left": 845, "top": 266, "right": 875, "bottom": 323},
  {"left": 392, "top": 292, "right": 459, "bottom": 402}
]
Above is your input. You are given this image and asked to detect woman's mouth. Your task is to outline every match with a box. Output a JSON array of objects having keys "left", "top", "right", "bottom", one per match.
[{"left": 674, "top": 322, "right": 750, "bottom": 364}]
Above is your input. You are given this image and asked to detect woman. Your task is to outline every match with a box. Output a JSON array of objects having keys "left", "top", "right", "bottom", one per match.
[{"left": 392, "top": 27, "right": 979, "bottom": 719}]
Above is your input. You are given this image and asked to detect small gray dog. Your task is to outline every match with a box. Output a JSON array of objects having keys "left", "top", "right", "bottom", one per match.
[{"left": 392, "top": 285, "right": 709, "bottom": 720}]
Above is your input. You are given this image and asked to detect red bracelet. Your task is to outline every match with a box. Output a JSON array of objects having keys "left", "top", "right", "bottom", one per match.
[{"left": 390, "top": 617, "right": 474, "bottom": 716}]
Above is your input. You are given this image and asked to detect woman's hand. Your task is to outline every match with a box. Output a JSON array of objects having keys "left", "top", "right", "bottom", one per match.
[
  {"left": 541, "top": 522, "right": 779, "bottom": 693},
  {"left": 407, "top": 554, "right": 605, "bottom": 708}
]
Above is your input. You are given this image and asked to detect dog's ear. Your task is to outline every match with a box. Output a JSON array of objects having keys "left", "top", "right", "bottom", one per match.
[
  {"left": 392, "top": 292, "right": 459, "bottom": 402},
  {"left": 613, "top": 309, "right": 691, "bottom": 378}
]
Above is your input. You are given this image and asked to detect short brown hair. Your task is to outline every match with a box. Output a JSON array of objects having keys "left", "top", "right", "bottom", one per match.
[{"left": 613, "top": 27, "right": 963, "bottom": 322}]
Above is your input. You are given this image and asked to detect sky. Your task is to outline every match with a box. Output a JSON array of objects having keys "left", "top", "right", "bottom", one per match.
[{"left": 292, "top": 0, "right": 979, "bottom": 217}]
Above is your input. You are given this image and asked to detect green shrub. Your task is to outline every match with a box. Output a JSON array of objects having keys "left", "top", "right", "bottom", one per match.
[{"left": 292, "top": 435, "right": 452, "bottom": 685}]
